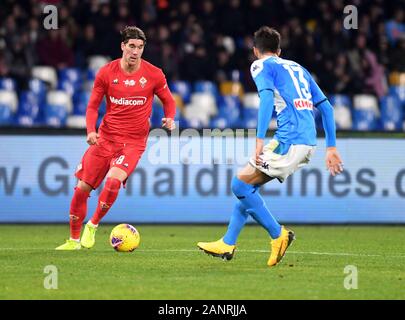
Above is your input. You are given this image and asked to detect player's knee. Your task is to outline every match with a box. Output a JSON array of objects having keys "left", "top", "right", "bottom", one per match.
[
  {"left": 236, "top": 170, "right": 246, "bottom": 182},
  {"left": 107, "top": 167, "right": 128, "bottom": 182},
  {"left": 104, "top": 177, "right": 121, "bottom": 192},
  {"left": 76, "top": 180, "right": 92, "bottom": 193},
  {"left": 231, "top": 176, "right": 252, "bottom": 198}
]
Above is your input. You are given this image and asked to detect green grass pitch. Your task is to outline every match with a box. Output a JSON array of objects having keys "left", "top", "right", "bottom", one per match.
[{"left": 0, "top": 225, "right": 404, "bottom": 300}]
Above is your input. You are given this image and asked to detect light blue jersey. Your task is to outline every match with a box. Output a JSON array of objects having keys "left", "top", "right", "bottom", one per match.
[{"left": 250, "top": 56, "right": 329, "bottom": 147}]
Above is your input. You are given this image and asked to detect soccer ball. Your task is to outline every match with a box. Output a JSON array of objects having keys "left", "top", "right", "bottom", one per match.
[{"left": 109, "top": 224, "right": 140, "bottom": 252}]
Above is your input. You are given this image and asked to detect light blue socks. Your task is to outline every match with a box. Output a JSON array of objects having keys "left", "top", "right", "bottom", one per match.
[
  {"left": 223, "top": 176, "right": 281, "bottom": 244},
  {"left": 223, "top": 202, "right": 249, "bottom": 245}
]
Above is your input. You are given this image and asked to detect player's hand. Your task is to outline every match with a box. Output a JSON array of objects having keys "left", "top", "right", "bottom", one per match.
[
  {"left": 87, "top": 132, "right": 99, "bottom": 145},
  {"left": 255, "top": 138, "right": 264, "bottom": 165},
  {"left": 162, "top": 118, "right": 176, "bottom": 131},
  {"left": 326, "top": 147, "right": 344, "bottom": 176}
]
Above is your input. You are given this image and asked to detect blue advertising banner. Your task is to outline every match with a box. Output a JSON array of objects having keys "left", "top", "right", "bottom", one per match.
[{"left": 0, "top": 134, "right": 404, "bottom": 223}]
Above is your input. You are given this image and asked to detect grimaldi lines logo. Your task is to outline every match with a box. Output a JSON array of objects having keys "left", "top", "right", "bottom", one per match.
[{"left": 109, "top": 96, "right": 147, "bottom": 106}]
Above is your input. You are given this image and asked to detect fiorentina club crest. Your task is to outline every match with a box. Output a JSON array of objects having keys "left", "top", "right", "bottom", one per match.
[
  {"left": 139, "top": 76, "right": 147, "bottom": 88},
  {"left": 123, "top": 79, "right": 135, "bottom": 86}
]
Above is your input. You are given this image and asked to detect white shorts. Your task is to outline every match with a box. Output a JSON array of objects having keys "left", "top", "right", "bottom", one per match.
[{"left": 249, "top": 140, "right": 316, "bottom": 183}]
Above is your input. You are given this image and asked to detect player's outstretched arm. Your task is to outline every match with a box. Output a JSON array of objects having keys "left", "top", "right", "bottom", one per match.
[
  {"left": 316, "top": 99, "right": 344, "bottom": 176},
  {"left": 308, "top": 73, "right": 344, "bottom": 176}
]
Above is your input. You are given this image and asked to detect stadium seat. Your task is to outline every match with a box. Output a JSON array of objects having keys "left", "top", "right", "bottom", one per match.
[
  {"left": 28, "top": 78, "right": 47, "bottom": 98},
  {"left": 242, "top": 108, "right": 258, "bottom": 129},
  {"left": 380, "top": 95, "right": 403, "bottom": 131},
  {"left": 82, "top": 69, "right": 98, "bottom": 91},
  {"left": 210, "top": 116, "right": 229, "bottom": 129},
  {"left": 58, "top": 68, "right": 83, "bottom": 97},
  {"left": 16, "top": 89, "right": 44, "bottom": 127},
  {"left": 58, "top": 68, "right": 82, "bottom": 84},
  {"left": 58, "top": 80, "right": 76, "bottom": 96},
  {"left": 217, "top": 95, "right": 242, "bottom": 127},
  {"left": 329, "top": 94, "right": 353, "bottom": 130},
  {"left": 243, "top": 92, "right": 260, "bottom": 109},
  {"left": 16, "top": 115, "right": 35, "bottom": 127},
  {"left": 88, "top": 55, "right": 110, "bottom": 72},
  {"left": 183, "top": 105, "right": 210, "bottom": 128},
  {"left": 389, "top": 86, "right": 405, "bottom": 105},
  {"left": 334, "top": 105, "right": 353, "bottom": 130},
  {"left": 190, "top": 93, "right": 217, "bottom": 117},
  {"left": 0, "top": 106, "right": 13, "bottom": 125},
  {"left": 32, "top": 66, "right": 58, "bottom": 89},
  {"left": 44, "top": 104, "right": 68, "bottom": 127},
  {"left": 219, "top": 81, "right": 244, "bottom": 98},
  {"left": 194, "top": 81, "right": 219, "bottom": 98},
  {"left": 0, "top": 90, "right": 18, "bottom": 125},
  {"left": 177, "top": 116, "right": 189, "bottom": 129},
  {"left": 0, "top": 77, "right": 17, "bottom": 90},
  {"left": 73, "top": 91, "right": 91, "bottom": 115},
  {"left": 0, "top": 90, "right": 18, "bottom": 113},
  {"left": 44, "top": 91, "right": 72, "bottom": 127},
  {"left": 329, "top": 94, "right": 351, "bottom": 109},
  {"left": 185, "top": 116, "right": 204, "bottom": 129},
  {"left": 18, "top": 91, "right": 41, "bottom": 120},
  {"left": 47, "top": 90, "right": 73, "bottom": 114},
  {"left": 169, "top": 80, "right": 192, "bottom": 104},
  {"left": 16, "top": 89, "right": 42, "bottom": 127},
  {"left": 0, "top": 103, "right": 14, "bottom": 125},
  {"left": 352, "top": 94, "right": 380, "bottom": 131},
  {"left": 67, "top": 115, "right": 86, "bottom": 128},
  {"left": 86, "top": 68, "right": 97, "bottom": 81},
  {"left": 183, "top": 91, "right": 213, "bottom": 128}
]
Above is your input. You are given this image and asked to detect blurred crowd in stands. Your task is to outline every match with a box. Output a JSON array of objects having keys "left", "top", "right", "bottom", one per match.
[{"left": 0, "top": 0, "right": 404, "bottom": 131}]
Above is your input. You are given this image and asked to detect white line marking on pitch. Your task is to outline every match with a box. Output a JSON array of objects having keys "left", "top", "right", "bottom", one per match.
[{"left": 0, "top": 247, "right": 405, "bottom": 258}]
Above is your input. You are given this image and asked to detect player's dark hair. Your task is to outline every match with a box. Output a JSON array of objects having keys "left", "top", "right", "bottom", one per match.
[
  {"left": 121, "top": 26, "right": 147, "bottom": 44},
  {"left": 253, "top": 26, "right": 281, "bottom": 53}
]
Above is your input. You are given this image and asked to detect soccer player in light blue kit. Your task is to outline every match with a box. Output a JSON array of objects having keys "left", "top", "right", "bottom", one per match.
[{"left": 198, "top": 26, "right": 344, "bottom": 267}]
